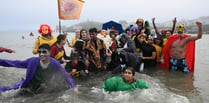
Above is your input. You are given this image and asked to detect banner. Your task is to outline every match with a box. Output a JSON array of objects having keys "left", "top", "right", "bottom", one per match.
[{"left": 58, "top": 0, "right": 84, "bottom": 20}]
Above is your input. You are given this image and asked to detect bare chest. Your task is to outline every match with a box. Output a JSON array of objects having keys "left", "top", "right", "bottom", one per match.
[{"left": 171, "top": 39, "right": 186, "bottom": 48}]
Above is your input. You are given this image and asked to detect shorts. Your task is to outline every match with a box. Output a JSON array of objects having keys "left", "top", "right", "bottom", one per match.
[{"left": 169, "top": 57, "right": 190, "bottom": 73}]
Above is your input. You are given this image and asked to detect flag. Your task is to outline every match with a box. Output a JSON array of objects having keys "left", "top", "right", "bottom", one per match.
[{"left": 58, "top": 0, "right": 84, "bottom": 20}]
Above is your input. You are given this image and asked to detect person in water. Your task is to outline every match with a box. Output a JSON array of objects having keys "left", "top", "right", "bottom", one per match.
[
  {"left": 86, "top": 28, "right": 107, "bottom": 71},
  {"left": 160, "top": 21, "right": 202, "bottom": 73},
  {"left": 0, "top": 44, "right": 76, "bottom": 95},
  {"left": 65, "top": 51, "right": 89, "bottom": 77},
  {"left": 32, "top": 24, "right": 57, "bottom": 54},
  {"left": 101, "top": 67, "right": 148, "bottom": 92},
  {"left": 0, "top": 47, "right": 15, "bottom": 53},
  {"left": 50, "top": 34, "right": 71, "bottom": 64}
]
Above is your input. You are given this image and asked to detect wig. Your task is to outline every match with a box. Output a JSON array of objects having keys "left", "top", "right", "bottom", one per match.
[{"left": 38, "top": 24, "right": 53, "bottom": 35}]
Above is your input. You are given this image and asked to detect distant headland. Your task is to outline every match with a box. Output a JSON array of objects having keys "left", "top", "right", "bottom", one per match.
[{"left": 56, "top": 16, "right": 209, "bottom": 34}]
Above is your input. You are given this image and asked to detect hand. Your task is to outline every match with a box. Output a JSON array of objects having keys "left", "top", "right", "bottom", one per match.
[
  {"left": 160, "top": 57, "right": 165, "bottom": 64},
  {"left": 152, "top": 17, "right": 155, "bottom": 22},
  {"left": 85, "top": 60, "right": 89, "bottom": 67},
  {"left": 71, "top": 69, "right": 77, "bottom": 73},
  {"left": 63, "top": 60, "right": 68, "bottom": 63},
  {"left": 74, "top": 87, "right": 82, "bottom": 95},
  {"left": 106, "top": 50, "right": 112, "bottom": 56},
  {"left": 141, "top": 29, "right": 145, "bottom": 34},
  {"left": 8, "top": 49, "right": 15, "bottom": 53},
  {"left": 84, "top": 70, "right": 89, "bottom": 74},
  {"left": 68, "top": 43, "right": 72, "bottom": 47},
  {"left": 173, "top": 17, "right": 177, "bottom": 23},
  {"left": 196, "top": 21, "right": 202, "bottom": 27},
  {"left": 103, "top": 65, "right": 107, "bottom": 71}
]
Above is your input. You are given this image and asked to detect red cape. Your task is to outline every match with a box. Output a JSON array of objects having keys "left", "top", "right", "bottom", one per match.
[{"left": 158, "top": 34, "right": 195, "bottom": 72}]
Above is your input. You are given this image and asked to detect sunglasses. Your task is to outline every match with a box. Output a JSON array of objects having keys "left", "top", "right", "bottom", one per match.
[{"left": 38, "top": 49, "right": 49, "bottom": 54}]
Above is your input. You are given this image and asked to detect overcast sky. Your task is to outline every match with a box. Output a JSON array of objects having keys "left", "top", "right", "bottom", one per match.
[{"left": 0, "top": 0, "right": 208, "bottom": 31}]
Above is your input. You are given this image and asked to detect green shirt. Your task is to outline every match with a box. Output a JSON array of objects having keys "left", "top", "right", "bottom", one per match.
[
  {"left": 101, "top": 76, "right": 148, "bottom": 92},
  {"left": 27, "top": 63, "right": 52, "bottom": 92}
]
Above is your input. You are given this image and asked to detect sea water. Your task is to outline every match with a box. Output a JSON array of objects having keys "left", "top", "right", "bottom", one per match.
[{"left": 0, "top": 32, "right": 208, "bottom": 103}]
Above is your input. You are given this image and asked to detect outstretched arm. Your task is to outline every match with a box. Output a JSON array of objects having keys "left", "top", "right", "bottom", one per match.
[
  {"left": 0, "top": 47, "right": 15, "bottom": 53},
  {"left": 171, "top": 17, "right": 177, "bottom": 34},
  {"left": 0, "top": 58, "right": 29, "bottom": 69},
  {"left": 152, "top": 18, "right": 160, "bottom": 35}
]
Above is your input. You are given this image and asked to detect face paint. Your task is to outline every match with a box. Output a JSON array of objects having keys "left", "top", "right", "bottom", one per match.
[
  {"left": 38, "top": 48, "right": 50, "bottom": 61},
  {"left": 176, "top": 24, "right": 184, "bottom": 33},
  {"left": 41, "top": 26, "right": 49, "bottom": 35}
]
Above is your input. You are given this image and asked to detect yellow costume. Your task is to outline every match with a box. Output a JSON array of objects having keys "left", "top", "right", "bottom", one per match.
[
  {"left": 163, "top": 38, "right": 168, "bottom": 47},
  {"left": 152, "top": 44, "right": 162, "bottom": 63},
  {"left": 32, "top": 36, "right": 57, "bottom": 54}
]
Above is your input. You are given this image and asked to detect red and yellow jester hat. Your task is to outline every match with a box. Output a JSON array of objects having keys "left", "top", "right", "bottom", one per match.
[{"left": 38, "top": 24, "right": 53, "bottom": 35}]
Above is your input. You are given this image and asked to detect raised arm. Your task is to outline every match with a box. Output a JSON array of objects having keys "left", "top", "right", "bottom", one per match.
[
  {"left": 171, "top": 17, "right": 177, "bottom": 34},
  {"left": 188, "top": 21, "right": 202, "bottom": 41},
  {"left": 152, "top": 18, "right": 160, "bottom": 35}
]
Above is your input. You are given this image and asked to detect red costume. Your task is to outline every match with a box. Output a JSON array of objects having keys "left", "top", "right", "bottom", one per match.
[{"left": 159, "top": 34, "right": 195, "bottom": 72}]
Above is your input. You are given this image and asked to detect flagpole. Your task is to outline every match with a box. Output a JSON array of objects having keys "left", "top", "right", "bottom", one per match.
[{"left": 59, "top": 19, "right": 62, "bottom": 34}]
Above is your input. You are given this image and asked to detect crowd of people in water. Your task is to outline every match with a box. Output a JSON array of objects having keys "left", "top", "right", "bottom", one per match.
[{"left": 0, "top": 17, "right": 203, "bottom": 95}]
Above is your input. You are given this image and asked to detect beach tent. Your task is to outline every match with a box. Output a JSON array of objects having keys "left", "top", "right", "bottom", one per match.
[{"left": 102, "top": 21, "right": 124, "bottom": 34}]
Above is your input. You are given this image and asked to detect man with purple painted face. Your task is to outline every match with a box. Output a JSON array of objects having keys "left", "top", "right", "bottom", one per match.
[{"left": 0, "top": 44, "right": 76, "bottom": 95}]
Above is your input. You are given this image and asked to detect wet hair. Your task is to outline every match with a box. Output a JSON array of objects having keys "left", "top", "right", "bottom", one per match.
[
  {"left": 166, "top": 30, "right": 173, "bottom": 34},
  {"left": 124, "top": 28, "right": 130, "bottom": 34},
  {"left": 56, "top": 34, "right": 66, "bottom": 44},
  {"left": 70, "top": 51, "right": 79, "bottom": 60},
  {"left": 109, "top": 30, "right": 117, "bottom": 36},
  {"left": 154, "top": 35, "right": 163, "bottom": 47},
  {"left": 38, "top": 44, "right": 51, "bottom": 51},
  {"left": 120, "top": 33, "right": 129, "bottom": 39},
  {"left": 124, "top": 67, "right": 135, "bottom": 76},
  {"left": 79, "top": 29, "right": 87, "bottom": 39},
  {"left": 89, "top": 28, "right": 97, "bottom": 33}
]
